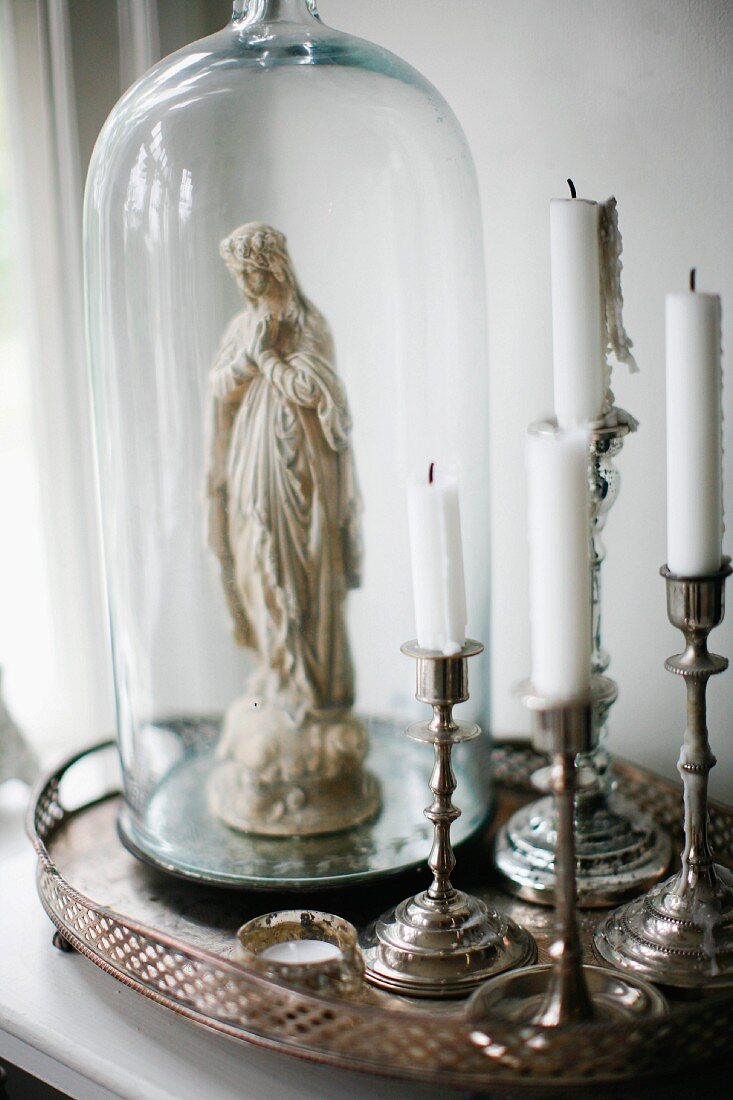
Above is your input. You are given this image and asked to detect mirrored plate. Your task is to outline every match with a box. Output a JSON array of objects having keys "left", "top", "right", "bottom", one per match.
[{"left": 118, "top": 716, "right": 492, "bottom": 889}]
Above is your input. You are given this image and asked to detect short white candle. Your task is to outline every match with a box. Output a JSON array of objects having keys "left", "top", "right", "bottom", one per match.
[
  {"left": 259, "top": 939, "right": 342, "bottom": 964},
  {"left": 527, "top": 425, "right": 592, "bottom": 697},
  {"left": 407, "top": 464, "right": 467, "bottom": 655},
  {"left": 551, "top": 196, "right": 605, "bottom": 427},
  {"left": 666, "top": 278, "right": 723, "bottom": 576}
]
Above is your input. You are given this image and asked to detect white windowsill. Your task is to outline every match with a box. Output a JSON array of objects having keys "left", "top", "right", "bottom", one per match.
[{"left": 0, "top": 788, "right": 459, "bottom": 1100}]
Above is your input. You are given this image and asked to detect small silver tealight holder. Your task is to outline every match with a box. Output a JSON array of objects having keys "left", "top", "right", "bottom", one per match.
[
  {"left": 361, "top": 640, "right": 536, "bottom": 998},
  {"left": 596, "top": 558, "right": 733, "bottom": 987},
  {"left": 470, "top": 678, "right": 667, "bottom": 1026},
  {"left": 236, "top": 909, "right": 364, "bottom": 997}
]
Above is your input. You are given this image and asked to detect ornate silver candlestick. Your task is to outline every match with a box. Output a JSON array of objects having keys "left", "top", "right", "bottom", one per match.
[
  {"left": 361, "top": 640, "right": 536, "bottom": 998},
  {"left": 596, "top": 558, "right": 733, "bottom": 986},
  {"left": 495, "top": 414, "right": 670, "bottom": 906},
  {"left": 470, "top": 679, "right": 666, "bottom": 1026}
]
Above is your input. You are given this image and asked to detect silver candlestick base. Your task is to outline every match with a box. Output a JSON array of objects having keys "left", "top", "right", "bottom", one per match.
[
  {"left": 596, "top": 559, "right": 733, "bottom": 987},
  {"left": 494, "top": 414, "right": 671, "bottom": 906},
  {"left": 361, "top": 641, "right": 536, "bottom": 998},
  {"left": 470, "top": 680, "right": 667, "bottom": 1028}
]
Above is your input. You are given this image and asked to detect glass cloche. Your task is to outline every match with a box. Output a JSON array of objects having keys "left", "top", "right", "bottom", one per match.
[{"left": 84, "top": 0, "right": 491, "bottom": 887}]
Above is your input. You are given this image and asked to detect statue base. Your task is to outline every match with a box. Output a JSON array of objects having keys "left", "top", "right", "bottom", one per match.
[{"left": 208, "top": 698, "right": 381, "bottom": 836}]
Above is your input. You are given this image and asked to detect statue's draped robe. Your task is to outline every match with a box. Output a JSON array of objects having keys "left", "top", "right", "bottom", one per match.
[{"left": 207, "top": 300, "right": 361, "bottom": 720}]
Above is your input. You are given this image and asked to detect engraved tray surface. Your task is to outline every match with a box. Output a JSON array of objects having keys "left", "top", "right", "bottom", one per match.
[{"left": 29, "top": 741, "right": 733, "bottom": 1092}]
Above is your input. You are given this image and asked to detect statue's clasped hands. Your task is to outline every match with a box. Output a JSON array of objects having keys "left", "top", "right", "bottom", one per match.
[{"left": 250, "top": 315, "right": 279, "bottom": 370}]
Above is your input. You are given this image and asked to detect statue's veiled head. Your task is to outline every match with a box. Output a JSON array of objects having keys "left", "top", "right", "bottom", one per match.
[{"left": 220, "top": 222, "right": 298, "bottom": 306}]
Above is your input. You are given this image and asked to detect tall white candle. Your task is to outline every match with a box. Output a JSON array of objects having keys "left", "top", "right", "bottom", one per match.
[
  {"left": 407, "top": 465, "right": 467, "bottom": 655},
  {"left": 527, "top": 425, "right": 591, "bottom": 696},
  {"left": 551, "top": 197, "right": 605, "bottom": 426},
  {"left": 551, "top": 188, "right": 637, "bottom": 428},
  {"left": 666, "top": 280, "right": 723, "bottom": 575}
]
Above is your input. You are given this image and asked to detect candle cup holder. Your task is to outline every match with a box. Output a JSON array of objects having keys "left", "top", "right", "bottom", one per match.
[
  {"left": 495, "top": 413, "right": 671, "bottom": 907},
  {"left": 595, "top": 558, "right": 733, "bottom": 987},
  {"left": 470, "top": 679, "right": 667, "bottom": 1028},
  {"left": 360, "top": 640, "right": 536, "bottom": 999},
  {"left": 235, "top": 910, "right": 364, "bottom": 997}
]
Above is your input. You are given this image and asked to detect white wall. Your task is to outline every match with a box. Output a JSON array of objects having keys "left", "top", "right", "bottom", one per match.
[{"left": 319, "top": 0, "right": 733, "bottom": 799}]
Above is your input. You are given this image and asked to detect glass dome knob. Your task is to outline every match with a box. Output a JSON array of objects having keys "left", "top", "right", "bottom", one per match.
[{"left": 233, "top": 0, "right": 320, "bottom": 24}]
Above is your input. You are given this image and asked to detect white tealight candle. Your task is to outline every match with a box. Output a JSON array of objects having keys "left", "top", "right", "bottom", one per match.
[
  {"left": 259, "top": 939, "right": 342, "bottom": 964},
  {"left": 666, "top": 276, "right": 723, "bottom": 576},
  {"left": 527, "top": 425, "right": 592, "bottom": 697},
  {"left": 407, "top": 464, "right": 467, "bottom": 655}
]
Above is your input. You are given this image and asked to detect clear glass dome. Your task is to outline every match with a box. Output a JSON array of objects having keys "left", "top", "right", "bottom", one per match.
[{"left": 85, "top": 0, "right": 491, "bottom": 886}]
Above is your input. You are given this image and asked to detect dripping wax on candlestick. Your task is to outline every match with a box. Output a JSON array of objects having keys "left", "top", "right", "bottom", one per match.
[{"left": 551, "top": 182, "right": 637, "bottom": 427}]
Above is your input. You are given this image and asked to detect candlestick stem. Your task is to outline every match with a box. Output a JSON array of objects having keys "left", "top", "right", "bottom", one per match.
[
  {"left": 573, "top": 422, "right": 625, "bottom": 790},
  {"left": 595, "top": 560, "right": 733, "bottom": 987},
  {"left": 679, "top": 678, "right": 717, "bottom": 892},
  {"left": 425, "top": 724, "right": 460, "bottom": 903},
  {"left": 496, "top": 413, "right": 670, "bottom": 906},
  {"left": 662, "top": 563, "right": 728, "bottom": 902},
  {"left": 661, "top": 563, "right": 728, "bottom": 901},
  {"left": 469, "top": 681, "right": 666, "bottom": 1026},
  {"left": 535, "top": 747, "right": 595, "bottom": 1026},
  {"left": 361, "top": 641, "right": 536, "bottom": 998}
]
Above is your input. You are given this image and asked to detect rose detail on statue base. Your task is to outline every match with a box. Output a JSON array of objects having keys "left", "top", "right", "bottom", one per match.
[{"left": 209, "top": 698, "right": 380, "bottom": 836}]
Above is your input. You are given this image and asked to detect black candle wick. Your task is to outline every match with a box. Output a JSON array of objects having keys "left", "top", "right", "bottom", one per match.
[
  {"left": 428, "top": 462, "right": 435, "bottom": 485},
  {"left": 690, "top": 268, "right": 697, "bottom": 292},
  {"left": 567, "top": 178, "right": 577, "bottom": 199}
]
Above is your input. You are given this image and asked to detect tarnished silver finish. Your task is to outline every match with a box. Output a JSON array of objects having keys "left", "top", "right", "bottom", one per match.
[
  {"left": 596, "top": 559, "right": 733, "bottom": 987},
  {"left": 402, "top": 637, "right": 483, "bottom": 704},
  {"left": 517, "top": 677, "right": 612, "bottom": 756},
  {"left": 28, "top": 740, "right": 733, "bottom": 1088},
  {"left": 475, "top": 682, "right": 667, "bottom": 1026},
  {"left": 361, "top": 642, "right": 536, "bottom": 997},
  {"left": 495, "top": 413, "right": 671, "bottom": 907},
  {"left": 235, "top": 910, "right": 364, "bottom": 997},
  {"left": 469, "top": 962, "right": 667, "bottom": 1026}
]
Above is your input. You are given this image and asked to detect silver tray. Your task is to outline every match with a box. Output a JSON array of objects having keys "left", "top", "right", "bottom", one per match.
[{"left": 29, "top": 740, "right": 733, "bottom": 1091}]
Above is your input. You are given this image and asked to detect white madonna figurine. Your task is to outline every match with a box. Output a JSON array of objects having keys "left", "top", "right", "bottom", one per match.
[{"left": 207, "top": 223, "right": 379, "bottom": 835}]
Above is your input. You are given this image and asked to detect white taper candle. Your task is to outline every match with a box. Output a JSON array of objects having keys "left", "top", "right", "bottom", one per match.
[
  {"left": 527, "top": 425, "right": 592, "bottom": 696},
  {"left": 551, "top": 196, "right": 605, "bottom": 427},
  {"left": 407, "top": 465, "right": 467, "bottom": 655},
  {"left": 666, "top": 278, "right": 723, "bottom": 576}
]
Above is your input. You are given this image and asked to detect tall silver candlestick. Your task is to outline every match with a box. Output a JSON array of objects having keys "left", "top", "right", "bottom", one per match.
[
  {"left": 495, "top": 413, "right": 671, "bottom": 906},
  {"left": 361, "top": 640, "right": 536, "bottom": 998},
  {"left": 470, "top": 679, "right": 666, "bottom": 1026},
  {"left": 596, "top": 558, "right": 733, "bottom": 986}
]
